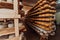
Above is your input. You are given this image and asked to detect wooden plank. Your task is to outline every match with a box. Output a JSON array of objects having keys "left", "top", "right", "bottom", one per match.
[
  {"left": 0, "top": 0, "right": 1, "bottom": 2},
  {"left": 0, "top": 10, "right": 20, "bottom": 18},
  {"left": 0, "top": 26, "right": 25, "bottom": 36},
  {"left": 7, "top": 0, "right": 13, "bottom": 3},
  {"left": 0, "top": 14, "right": 20, "bottom": 19},
  {"left": 0, "top": 2, "right": 23, "bottom": 9}
]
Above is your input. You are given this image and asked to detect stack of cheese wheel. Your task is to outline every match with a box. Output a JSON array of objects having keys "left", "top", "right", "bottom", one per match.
[{"left": 24, "top": 0, "right": 56, "bottom": 39}]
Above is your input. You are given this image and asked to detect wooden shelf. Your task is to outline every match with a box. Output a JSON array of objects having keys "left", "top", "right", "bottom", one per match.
[
  {"left": 0, "top": 2, "right": 23, "bottom": 9},
  {"left": 0, "top": 26, "right": 25, "bottom": 36}
]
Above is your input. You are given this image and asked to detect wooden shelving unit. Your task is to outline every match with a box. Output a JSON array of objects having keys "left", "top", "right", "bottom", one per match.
[
  {"left": 0, "top": 26, "right": 25, "bottom": 36},
  {"left": 0, "top": 0, "right": 25, "bottom": 40}
]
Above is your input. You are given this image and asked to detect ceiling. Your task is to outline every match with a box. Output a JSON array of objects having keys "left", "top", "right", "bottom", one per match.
[
  {"left": 22, "top": 0, "right": 39, "bottom": 6},
  {"left": 21, "top": 0, "right": 60, "bottom": 10}
]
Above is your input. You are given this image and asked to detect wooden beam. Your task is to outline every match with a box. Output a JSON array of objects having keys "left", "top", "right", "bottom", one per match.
[
  {"left": 7, "top": 0, "right": 13, "bottom": 3},
  {"left": 0, "top": 0, "right": 1, "bottom": 2},
  {"left": 0, "top": 26, "right": 25, "bottom": 36},
  {"left": 0, "top": 2, "right": 23, "bottom": 9},
  {"left": 0, "top": 9, "right": 20, "bottom": 19}
]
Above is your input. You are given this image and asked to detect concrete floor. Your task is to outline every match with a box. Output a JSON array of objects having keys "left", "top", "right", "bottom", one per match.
[
  {"left": 49, "top": 25, "right": 60, "bottom": 40},
  {"left": 24, "top": 25, "right": 60, "bottom": 40}
]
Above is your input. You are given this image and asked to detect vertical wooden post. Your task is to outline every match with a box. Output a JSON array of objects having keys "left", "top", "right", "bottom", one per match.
[
  {"left": 14, "top": 19, "right": 19, "bottom": 37},
  {"left": 14, "top": 0, "right": 19, "bottom": 11},
  {"left": 19, "top": 32, "right": 24, "bottom": 40},
  {"left": 13, "top": 0, "right": 19, "bottom": 37}
]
